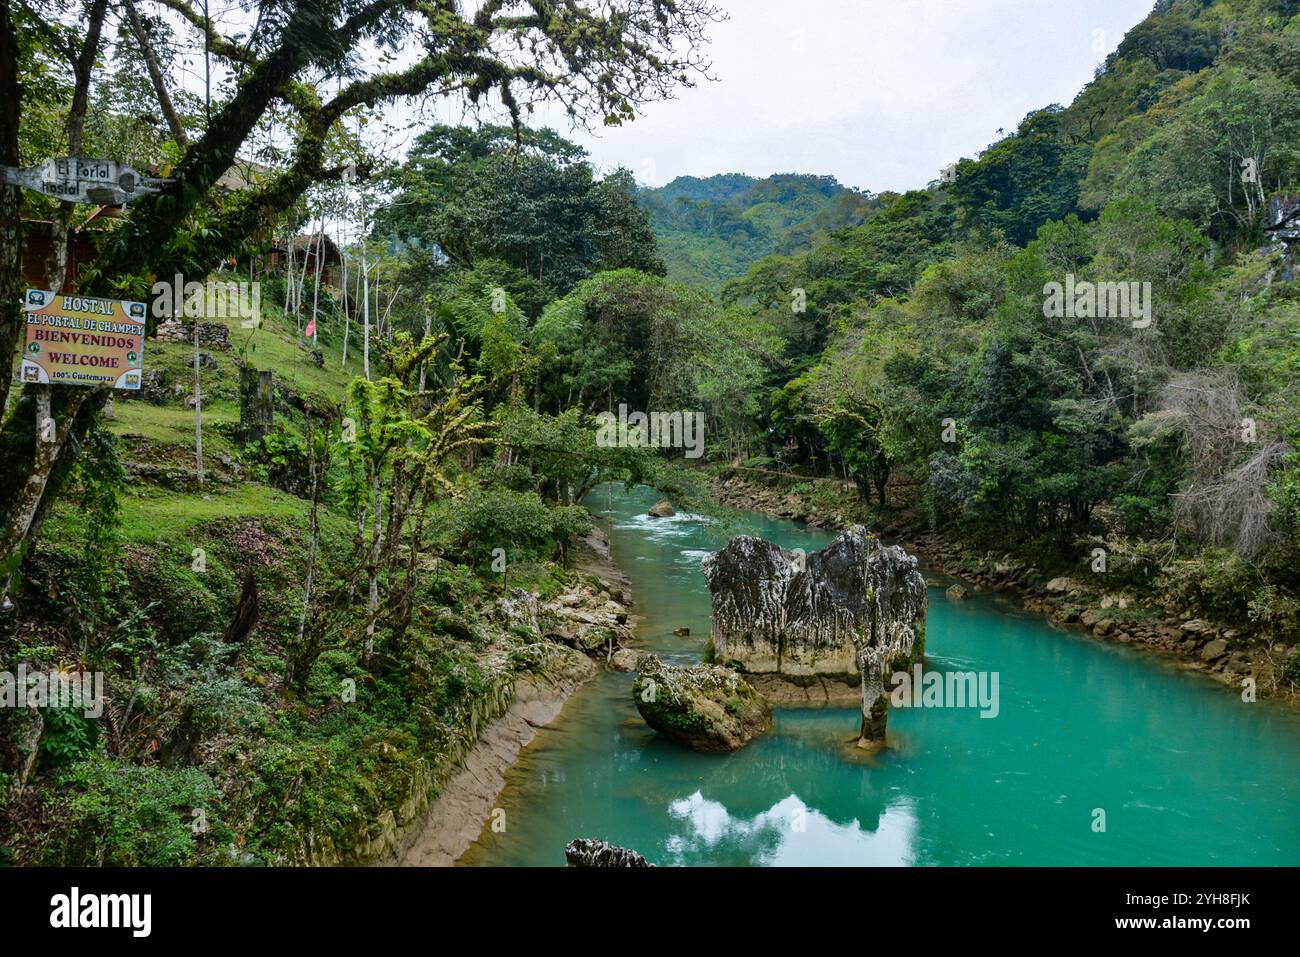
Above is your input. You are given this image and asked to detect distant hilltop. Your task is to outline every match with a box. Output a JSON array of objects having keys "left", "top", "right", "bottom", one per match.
[{"left": 637, "top": 172, "right": 880, "bottom": 288}]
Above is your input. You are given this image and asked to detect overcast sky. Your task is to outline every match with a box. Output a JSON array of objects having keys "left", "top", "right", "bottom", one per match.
[{"left": 529, "top": 0, "right": 1156, "bottom": 193}]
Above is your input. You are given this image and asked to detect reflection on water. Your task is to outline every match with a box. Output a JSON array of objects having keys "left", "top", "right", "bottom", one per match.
[
  {"left": 664, "top": 792, "right": 916, "bottom": 867},
  {"left": 462, "top": 485, "right": 1300, "bottom": 867}
]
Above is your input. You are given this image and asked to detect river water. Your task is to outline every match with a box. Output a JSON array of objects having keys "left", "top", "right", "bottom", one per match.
[{"left": 462, "top": 485, "right": 1300, "bottom": 866}]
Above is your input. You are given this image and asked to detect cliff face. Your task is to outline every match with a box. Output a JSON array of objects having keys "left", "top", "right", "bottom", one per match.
[{"left": 702, "top": 526, "right": 927, "bottom": 745}]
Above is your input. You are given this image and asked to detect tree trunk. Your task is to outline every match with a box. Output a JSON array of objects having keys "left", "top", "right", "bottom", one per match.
[
  {"left": 0, "top": 388, "right": 89, "bottom": 599},
  {"left": 340, "top": 252, "right": 350, "bottom": 365},
  {"left": 221, "top": 569, "right": 260, "bottom": 646},
  {"left": 0, "top": 0, "right": 23, "bottom": 418},
  {"left": 873, "top": 463, "right": 889, "bottom": 507},
  {"left": 237, "top": 366, "right": 274, "bottom": 443},
  {"left": 309, "top": 226, "right": 324, "bottom": 343},
  {"left": 379, "top": 286, "right": 398, "bottom": 342},
  {"left": 122, "top": 0, "right": 188, "bottom": 146},
  {"left": 361, "top": 251, "right": 371, "bottom": 380},
  {"left": 418, "top": 308, "right": 431, "bottom": 392},
  {"left": 1, "top": 0, "right": 105, "bottom": 598},
  {"left": 45, "top": 0, "right": 109, "bottom": 294},
  {"left": 295, "top": 423, "right": 325, "bottom": 652},
  {"left": 295, "top": 230, "right": 310, "bottom": 322},
  {"left": 364, "top": 469, "right": 384, "bottom": 659},
  {"left": 14, "top": 704, "right": 44, "bottom": 795},
  {"left": 284, "top": 233, "right": 296, "bottom": 326}
]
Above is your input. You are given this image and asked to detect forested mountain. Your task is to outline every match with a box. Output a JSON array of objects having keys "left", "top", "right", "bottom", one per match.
[
  {"left": 715, "top": 0, "right": 1300, "bottom": 646},
  {"left": 637, "top": 172, "right": 880, "bottom": 286}
]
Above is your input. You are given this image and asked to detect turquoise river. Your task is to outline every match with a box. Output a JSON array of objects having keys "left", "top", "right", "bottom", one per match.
[{"left": 463, "top": 486, "right": 1300, "bottom": 866}]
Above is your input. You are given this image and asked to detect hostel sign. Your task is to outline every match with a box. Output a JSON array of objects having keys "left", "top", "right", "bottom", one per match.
[
  {"left": 1, "top": 157, "right": 168, "bottom": 205},
  {"left": 20, "top": 289, "right": 147, "bottom": 390}
]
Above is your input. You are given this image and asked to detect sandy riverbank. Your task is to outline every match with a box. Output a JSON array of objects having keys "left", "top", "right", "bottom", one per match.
[{"left": 393, "top": 526, "right": 634, "bottom": 866}]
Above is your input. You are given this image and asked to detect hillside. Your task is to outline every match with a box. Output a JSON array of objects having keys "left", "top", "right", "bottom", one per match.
[
  {"left": 637, "top": 172, "right": 880, "bottom": 287},
  {"left": 1, "top": 288, "right": 651, "bottom": 865}
]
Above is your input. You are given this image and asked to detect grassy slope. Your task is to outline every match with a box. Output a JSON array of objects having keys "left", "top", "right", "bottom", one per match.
[{"left": 3, "top": 296, "right": 586, "bottom": 866}]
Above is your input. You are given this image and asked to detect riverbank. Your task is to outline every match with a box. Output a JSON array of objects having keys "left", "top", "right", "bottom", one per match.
[
  {"left": 394, "top": 652, "right": 596, "bottom": 865},
  {"left": 707, "top": 469, "right": 1299, "bottom": 706},
  {"left": 395, "top": 526, "right": 636, "bottom": 866}
]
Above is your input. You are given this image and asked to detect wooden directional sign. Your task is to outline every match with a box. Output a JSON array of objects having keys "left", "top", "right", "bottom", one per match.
[{"left": 1, "top": 157, "right": 168, "bottom": 206}]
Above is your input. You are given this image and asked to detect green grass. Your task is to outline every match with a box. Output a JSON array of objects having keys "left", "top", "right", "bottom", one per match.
[
  {"left": 43, "top": 480, "right": 315, "bottom": 554},
  {"left": 218, "top": 295, "right": 364, "bottom": 400},
  {"left": 116, "top": 484, "right": 310, "bottom": 542},
  {"left": 145, "top": 307, "right": 358, "bottom": 398},
  {"left": 109, "top": 398, "right": 239, "bottom": 448},
  {"left": 102, "top": 295, "right": 372, "bottom": 478}
]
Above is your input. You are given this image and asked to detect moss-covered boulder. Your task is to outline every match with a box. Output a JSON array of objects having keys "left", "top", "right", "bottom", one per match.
[{"left": 632, "top": 655, "right": 772, "bottom": 752}]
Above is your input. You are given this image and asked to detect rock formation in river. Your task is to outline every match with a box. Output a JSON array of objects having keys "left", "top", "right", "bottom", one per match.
[
  {"left": 701, "top": 526, "right": 927, "bottom": 747},
  {"left": 565, "top": 838, "right": 654, "bottom": 867},
  {"left": 632, "top": 654, "right": 773, "bottom": 752}
]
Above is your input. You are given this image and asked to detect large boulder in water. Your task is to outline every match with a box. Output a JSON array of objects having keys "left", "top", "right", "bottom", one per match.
[
  {"left": 648, "top": 500, "right": 677, "bottom": 518},
  {"left": 701, "top": 526, "right": 927, "bottom": 747},
  {"left": 565, "top": 838, "right": 654, "bottom": 867},
  {"left": 632, "top": 654, "right": 773, "bottom": 752}
]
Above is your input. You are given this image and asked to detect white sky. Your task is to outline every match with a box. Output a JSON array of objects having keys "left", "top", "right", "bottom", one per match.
[
  {"left": 152, "top": 0, "right": 1157, "bottom": 215},
  {"left": 529, "top": 0, "right": 1156, "bottom": 193}
]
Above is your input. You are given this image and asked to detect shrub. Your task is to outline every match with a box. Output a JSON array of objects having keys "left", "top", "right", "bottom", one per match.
[
  {"left": 38, "top": 708, "right": 100, "bottom": 769},
  {"left": 455, "top": 487, "right": 593, "bottom": 565},
  {"left": 39, "top": 755, "right": 229, "bottom": 866},
  {"left": 240, "top": 429, "right": 310, "bottom": 495},
  {"left": 1283, "top": 650, "right": 1300, "bottom": 688},
  {"left": 1158, "top": 549, "right": 1260, "bottom": 624}
]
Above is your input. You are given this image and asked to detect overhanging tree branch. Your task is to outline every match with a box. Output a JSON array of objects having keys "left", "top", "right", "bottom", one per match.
[{"left": 121, "top": 0, "right": 189, "bottom": 146}]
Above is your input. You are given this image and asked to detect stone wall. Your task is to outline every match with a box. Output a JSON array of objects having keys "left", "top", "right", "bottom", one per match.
[{"left": 153, "top": 319, "right": 234, "bottom": 350}]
